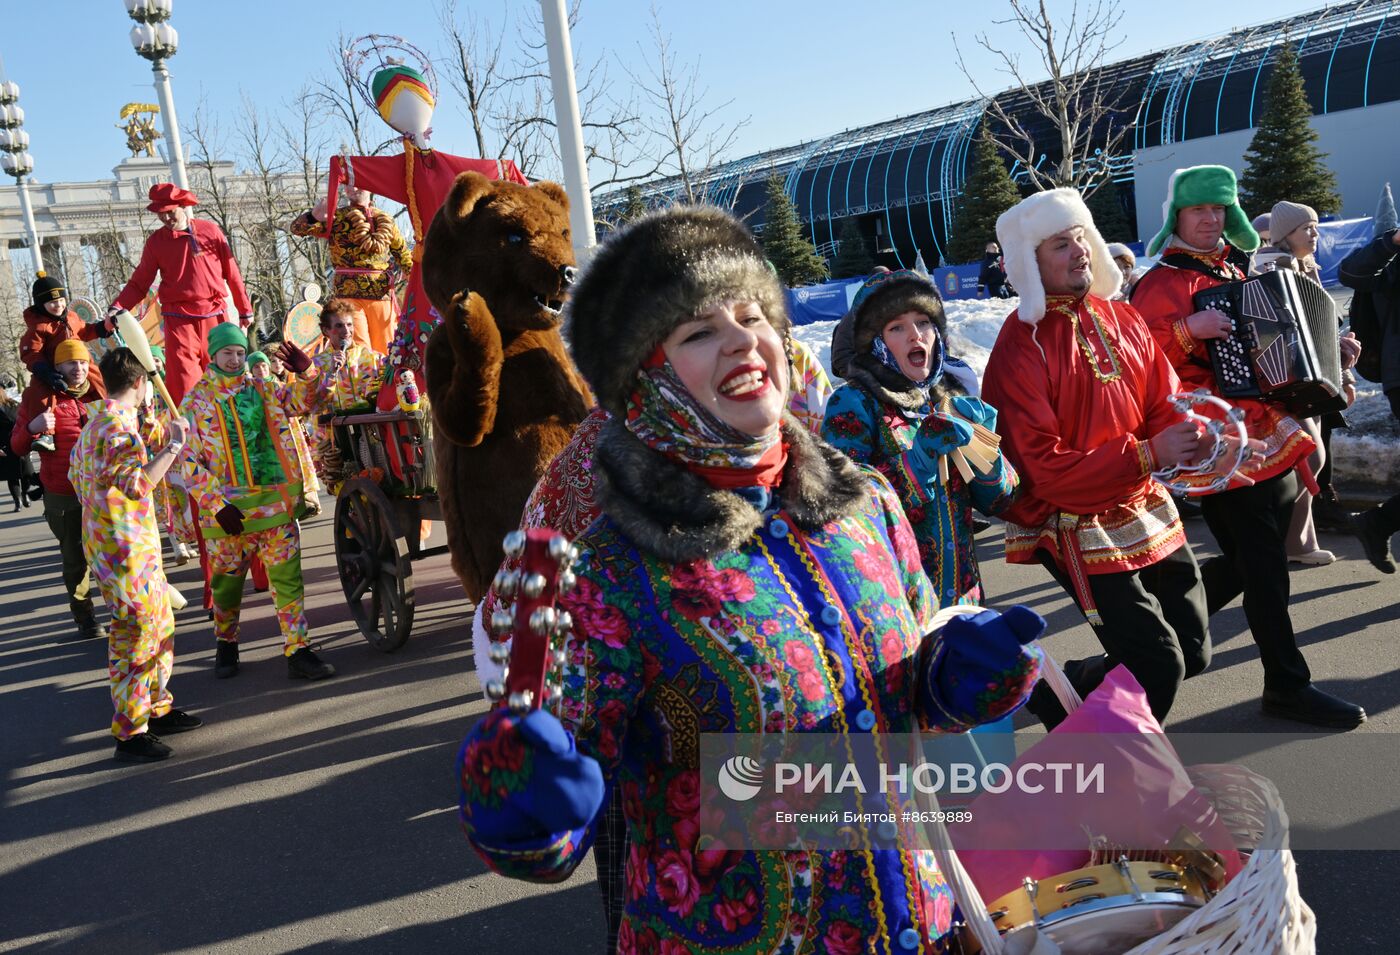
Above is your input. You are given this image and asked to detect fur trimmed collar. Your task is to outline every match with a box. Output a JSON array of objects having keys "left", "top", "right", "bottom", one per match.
[
  {"left": 592, "top": 413, "right": 870, "bottom": 563},
  {"left": 846, "top": 354, "right": 928, "bottom": 412}
]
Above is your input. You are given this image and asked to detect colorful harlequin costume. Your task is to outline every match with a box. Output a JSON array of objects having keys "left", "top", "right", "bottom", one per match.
[
  {"left": 69, "top": 399, "right": 176, "bottom": 739},
  {"left": 113, "top": 184, "right": 254, "bottom": 406},
  {"left": 822, "top": 271, "right": 1016, "bottom": 606},
  {"left": 458, "top": 208, "right": 1044, "bottom": 953},
  {"left": 289, "top": 202, "right": 412, "bottom": 355},
  {"left": 308, "top": 341, "right": 386, "bottom": 491},
  {"left": 180, "top": 325, "right": 332, "bottom": 657}
]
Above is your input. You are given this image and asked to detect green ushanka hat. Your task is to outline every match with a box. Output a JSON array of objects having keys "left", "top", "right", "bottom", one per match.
[{"left": 1146, "top": 165, "right": 1260, "bottom": 257}]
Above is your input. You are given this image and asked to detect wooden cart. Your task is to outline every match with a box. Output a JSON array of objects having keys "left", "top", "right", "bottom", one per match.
[{"left": 327, "top": 408, "right": 449, "bottom": 652}]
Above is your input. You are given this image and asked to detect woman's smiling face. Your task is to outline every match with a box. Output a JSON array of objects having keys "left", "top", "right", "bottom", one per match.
[
  {"left": 661, "top": 301, "right": 789, "bottom": 438},
  {"left": 880, "top": 310, "right": 939, "bottom": 382}
]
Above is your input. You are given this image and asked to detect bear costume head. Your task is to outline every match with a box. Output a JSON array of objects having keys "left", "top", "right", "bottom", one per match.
[{"left": 422, "top": 171, "right": 577, "bottom": 333}]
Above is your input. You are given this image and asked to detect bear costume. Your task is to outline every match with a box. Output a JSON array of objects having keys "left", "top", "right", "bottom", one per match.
[{"left": 420, "top": 171, "right": 591, "bottom": 601}]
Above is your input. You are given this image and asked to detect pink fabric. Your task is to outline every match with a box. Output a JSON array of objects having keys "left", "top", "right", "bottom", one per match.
[{"left": 952, "top": 666, "right": 1244, "bottom": 903}]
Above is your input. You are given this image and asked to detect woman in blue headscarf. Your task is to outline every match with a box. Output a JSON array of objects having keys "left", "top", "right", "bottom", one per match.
[{"left": 822, "top": 270, "right": 1017, "bottom": 605}]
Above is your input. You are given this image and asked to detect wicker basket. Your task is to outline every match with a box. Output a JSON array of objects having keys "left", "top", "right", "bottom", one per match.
[{"left": 931, "top": 651, "right": 1316, "bottom": 955}]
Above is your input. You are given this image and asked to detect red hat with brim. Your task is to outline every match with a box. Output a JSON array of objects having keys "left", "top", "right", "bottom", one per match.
[{"left": 147, "top": 182, "right": 199, "bottom": 213}]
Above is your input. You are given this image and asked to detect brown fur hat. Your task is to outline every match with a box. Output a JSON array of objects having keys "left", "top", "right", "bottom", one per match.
[
  {"left": 565, "top": 206, "right": 788, "bottom": 415},
  {"left": 850, "top": 270, "right": 946, "bottom": 353}
]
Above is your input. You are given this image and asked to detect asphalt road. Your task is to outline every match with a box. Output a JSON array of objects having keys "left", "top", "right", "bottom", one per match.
[{"left": 2, "top": 494, "right": 1397, "bottom": 953}]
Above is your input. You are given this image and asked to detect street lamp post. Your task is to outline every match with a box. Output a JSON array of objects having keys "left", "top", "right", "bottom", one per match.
[
  {"left": 0, "top": 80, "right": 44, "bottom": 273},
  {"left": 125, "top": 0, "right": 188, "bottom": 190},
  {"left": 539, "top": 0, "right": 596, "bottom": 262}
]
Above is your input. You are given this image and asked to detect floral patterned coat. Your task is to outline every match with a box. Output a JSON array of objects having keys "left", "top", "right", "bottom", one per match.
[
  {"left": 289, "top": 206, "right": 412, "bottom": 301},
  {"left": 463, "top": 419, "right": 1037, "bottom": 954},
  {"left": 822, "top": 383, "right": 1016, "bottom": 606}
]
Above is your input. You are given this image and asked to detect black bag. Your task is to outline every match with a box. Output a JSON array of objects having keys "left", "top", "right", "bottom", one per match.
[{"left": 1346, "top": 291, "right": 1385, "bottom": 383}]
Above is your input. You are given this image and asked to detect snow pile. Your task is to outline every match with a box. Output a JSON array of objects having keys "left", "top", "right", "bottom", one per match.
[{"left": 793, "top": 297, "right": 1397, "bottom": 493}]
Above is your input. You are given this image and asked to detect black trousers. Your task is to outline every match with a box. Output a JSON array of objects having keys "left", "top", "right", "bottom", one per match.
[
  {"left": 1199, "top": 470, "right": 1312, "bottom": 693},
  {"left": 1038, "top": 545, "right": 1210, "bottom": 722}
]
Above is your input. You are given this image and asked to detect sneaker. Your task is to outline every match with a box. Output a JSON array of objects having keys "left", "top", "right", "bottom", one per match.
[
  {"left": 114, "top": 733, "right": 173, "bottom": 763},
  {"left": 1262, "top": 684, "right": 1366, "bottom": 730},
  {"left": 214, "top": 640, "right": 240, "bottom": 679},
  {"left": 1288, "top": 549, "right": 1335, "bottom": 566},
  {"left": 287, "top": 647, "right": 335, "bottom": 681},
  {"left": 148, "top": 708, "right": 203, "bottom": 734},
  {"left": 172, "top": 540, "right": 192, "bottom": 566},
  {"left": 34, "top": 433, "right": 56, "bottom": 452},
  {"left": 1353, "top": 508, "right": 1397, "bottom": 574}
]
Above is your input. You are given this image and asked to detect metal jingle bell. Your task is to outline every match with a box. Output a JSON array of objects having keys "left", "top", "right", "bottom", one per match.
[
  {"left": 507, "top": 689, "right": 534, "bottom": 714},
  {"left": 548, "top": 534, "right": 573, "bottom": 562},
  {"left": 488, "top": 642, "right": 511, "bottom": 665},
  {"left": 522, "top": 573, "right": 548, "bottom": 599},
  {"left": 548, "top": 685, "right": 563, "bottom": 706},
  {"left": 493, "top": 567, "right": 520, "bottom": 598},
  {"left": 557, "top": 569, "right": 577, "bottom": 594},
  {"left": 502, "top": 530, "right": 527, "bottom": 559},
  {"left": 490, "top": 607, "right": 515, "bottom": 635},
  {"left": 484, "top": 678, "right": 506, "bottom": 701},
  {"left": 530, "top": 607, "right": 557, "bottom": 635}
]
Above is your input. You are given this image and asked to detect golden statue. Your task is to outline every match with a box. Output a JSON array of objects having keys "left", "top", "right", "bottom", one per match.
[{"left": 117, "top": 102, "right": 163, "bottom": 159}]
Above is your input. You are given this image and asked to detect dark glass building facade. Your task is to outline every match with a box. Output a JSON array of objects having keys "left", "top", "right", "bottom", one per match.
[{"left": 595, "top": 1, "right": 1400, "bottom": 267}]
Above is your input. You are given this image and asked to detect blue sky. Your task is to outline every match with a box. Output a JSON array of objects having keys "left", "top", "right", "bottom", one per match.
[{"left": 2, "top": 0, "right": 1328, "bottom": 186}]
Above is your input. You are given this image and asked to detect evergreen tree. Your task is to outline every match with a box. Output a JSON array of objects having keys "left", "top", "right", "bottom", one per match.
[
  {"left": 1239, "top": 45, "right": 1341, "bottom": 216},
  {"left": 948, "top": 127, "right": 1022, "bottom": 265},
  {"left": 830, "top": 219, "right": 876, "bottom": 278},
  {"left": 760, "top": 175, "right": 829, "bottom": 286},
  {"left": 1086, "top": 175, "right": 1133, "bottom": 243},
  {"left": 619, "top": 185, "right": 648, "bottom": 223}
]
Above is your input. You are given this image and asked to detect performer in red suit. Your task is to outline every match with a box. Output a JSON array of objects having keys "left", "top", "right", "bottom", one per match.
[{"left": 109, "top": 183, "right": 253, "bottom": 406}]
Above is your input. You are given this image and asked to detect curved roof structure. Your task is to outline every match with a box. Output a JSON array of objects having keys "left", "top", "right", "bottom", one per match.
[{"left": 597, "top": 1, "right": 1400, "bottom": 268}]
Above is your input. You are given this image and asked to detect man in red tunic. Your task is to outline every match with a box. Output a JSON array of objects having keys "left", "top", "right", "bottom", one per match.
[
  {"left": 108, "top": 183, "right": 254, "bottom": 406},
  {"left": 984, "top": 188, "right": 1221, "bottom": 725},
  {"left": 1131, "top": 164, "right": 1364, "bottom": 729}
]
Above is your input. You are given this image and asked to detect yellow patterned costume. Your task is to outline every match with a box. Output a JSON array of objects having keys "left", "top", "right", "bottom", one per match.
[{"left": 69, "top": 400, "right": 177, "bottom": 740}]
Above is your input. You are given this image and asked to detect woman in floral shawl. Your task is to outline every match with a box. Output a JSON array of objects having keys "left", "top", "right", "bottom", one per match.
[{"left": 457, "top": 207, "right": 1045, "bottom": 954}]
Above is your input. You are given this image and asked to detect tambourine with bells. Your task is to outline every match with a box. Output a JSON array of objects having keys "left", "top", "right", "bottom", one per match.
[
  {"left": 483, "top": 529, "right": 580, "bottom": 715},
  {"left": 1151, "top": 391, "right": 1250, "bottom": 496}
]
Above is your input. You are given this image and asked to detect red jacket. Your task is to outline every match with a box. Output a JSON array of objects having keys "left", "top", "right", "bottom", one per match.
[
  {"left": 1130, "top": 246, "right": 1314, "bottom": 488},
  {"left": 21, "top": 306, "right": 106, "bottom": 371},
  {"left": 113, "top": 218, "right": 253, "bottom": 319},
  {"left": 11, "top": 381, "right": 103, "bottom": 497},
  {"left": 983, "top": 294, "right": 1187, "bottom": 576}
]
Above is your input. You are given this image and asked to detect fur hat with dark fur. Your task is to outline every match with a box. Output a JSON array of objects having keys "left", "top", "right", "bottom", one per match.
[
  {"left": 847, "top": 270, "right": 956, "bottom": 411},
  {"left": 850, "top": 271, "right": 946, "bottom": 354},
  {"left": 565, "top": 206, "right": 788, "bottom": 415}
]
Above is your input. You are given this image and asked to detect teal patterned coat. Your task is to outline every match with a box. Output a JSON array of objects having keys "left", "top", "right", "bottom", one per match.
[
  {"left": 821, "top": 380, "right": 1016, "bottom": 606},
  {"left": 461, "top": 419, "right": 1038, "bottom": 955}
]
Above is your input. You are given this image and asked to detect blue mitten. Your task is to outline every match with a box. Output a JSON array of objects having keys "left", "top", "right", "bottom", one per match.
[
  {"left": 914, "top": 410, "right": 974, "bottom": 458},
  {"left": 457, "top": 707, "right": 606, "bottom": 846},
  {"left": 928, "top": 606, "right": 1045, "bottom": 728},
  {"left": 948, "top": 394, "right": 997, "bottom": 431}
]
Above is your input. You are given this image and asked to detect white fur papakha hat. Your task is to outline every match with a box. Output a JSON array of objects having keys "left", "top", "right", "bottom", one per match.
[{"left": 995, "top": 188, "right": 1119, "bottom": 325}]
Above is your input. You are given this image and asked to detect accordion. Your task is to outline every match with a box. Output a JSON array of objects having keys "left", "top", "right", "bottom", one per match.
[{"left": 1192, "top": 270, "right": 1345, "bottom": 419}]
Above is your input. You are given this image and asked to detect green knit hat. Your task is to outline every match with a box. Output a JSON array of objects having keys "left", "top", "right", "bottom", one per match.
[
  {"left": 207, "top": 322, "right": 247, "bottom": 357},
  {"left": 1147, "top": 165, "right": 1260, "bottom": 256},
  {"left": 246, "top": 351, "right": 269, "bottom": 367}
]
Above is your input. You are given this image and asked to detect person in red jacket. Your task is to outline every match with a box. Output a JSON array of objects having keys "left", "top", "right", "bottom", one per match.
[
  {"left": 1130, "top": 164, "right": 1364, "bottom": 730},
  {"left": 20, "top": 272, "right": 113, "bottom": 450},
  {"left": 108, "top": 183, "right": 253, "bottom": 406},
  {"left": 983, "top": 188, "right": 1230, "bottom": 725},
  {"left": 11, "top": 339, "right": 108, "bottom": 640}
]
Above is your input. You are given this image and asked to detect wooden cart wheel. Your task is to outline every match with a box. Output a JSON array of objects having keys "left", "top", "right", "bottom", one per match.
[{"left": 334, "top": 477, "right": 415, "bottom": 652}]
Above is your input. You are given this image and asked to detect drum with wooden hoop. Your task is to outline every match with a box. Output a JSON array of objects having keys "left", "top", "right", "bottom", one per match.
[
  {"left": 284, "top": 300, "right": 326, "bottom": 357},
  {"left": 964, "top": 860, "right": 1211, "bottom": 954}
]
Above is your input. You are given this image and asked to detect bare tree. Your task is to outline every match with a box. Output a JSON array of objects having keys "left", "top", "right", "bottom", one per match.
[
  {"left": 953, "top": 0, "right": 1130, "bottom": 196},
  {"left": 308, "top": 29, "right": 380, "bottom": 156},
  {"left": 627, "top": 4, "right": 747, "bottom": 204},
  {"left": 438, "top": 0, "right": 509, "bottom": 159},
  {"left": 184, "top": 97, "right": 236, "bottom": 239}
]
